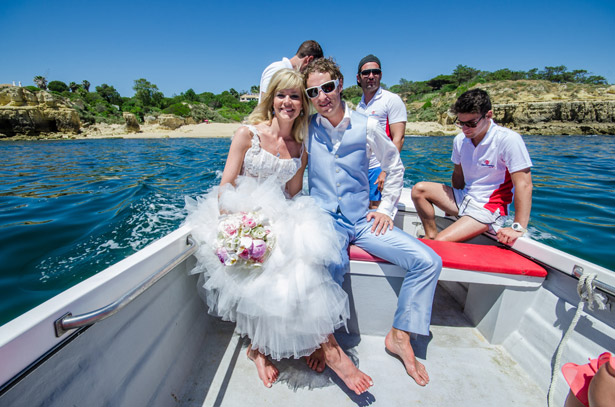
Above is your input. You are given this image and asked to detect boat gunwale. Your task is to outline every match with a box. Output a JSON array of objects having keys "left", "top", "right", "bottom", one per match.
[{"left": 0, "top": 225, "right": 194, "bottom": 389}]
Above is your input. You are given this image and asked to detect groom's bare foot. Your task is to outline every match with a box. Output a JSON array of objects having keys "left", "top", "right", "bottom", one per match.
[
  {"left": 385, "top": 328, "right": 429, "bottom": 386},
  {"left": 247, "top": 345, "right": 278, "bottom": 388},
  {"left": 305, "top": 348, "right": 326, "bottom": 373},
  {"left": 322, "top": 334, "right": 373, "bottom": 395}
]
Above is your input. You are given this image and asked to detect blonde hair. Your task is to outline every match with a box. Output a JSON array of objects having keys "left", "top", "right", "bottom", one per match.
[{"left": 248, "top": 69, "right": 309, "bottom": 143}]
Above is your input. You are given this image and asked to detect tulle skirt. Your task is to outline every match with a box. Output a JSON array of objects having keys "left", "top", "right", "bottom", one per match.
[{"left": 184, "top": 177, "right": 349, "bottom": 360}]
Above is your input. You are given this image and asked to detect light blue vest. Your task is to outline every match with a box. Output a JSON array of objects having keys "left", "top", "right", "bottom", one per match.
[{"left": 307, "top": 111, "right": 369, "bottom": 224}]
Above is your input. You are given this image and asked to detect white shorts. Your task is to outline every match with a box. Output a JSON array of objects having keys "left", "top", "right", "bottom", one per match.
[{"left": 453, "top": 188, "right": 505, "bottom": 233}]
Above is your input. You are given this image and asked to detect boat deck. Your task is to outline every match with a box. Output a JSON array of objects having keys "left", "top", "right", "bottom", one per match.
[
  {"left": 178, "top": 285, "right": 545, "bottom": 407},
  {"left": 3, "top": 221, "right": 610, "bottom": 407}
]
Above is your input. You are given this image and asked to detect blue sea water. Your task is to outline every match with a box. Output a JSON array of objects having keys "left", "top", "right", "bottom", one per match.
[{"left": 0, "top": 135, "right": 613, "bottom": 326}]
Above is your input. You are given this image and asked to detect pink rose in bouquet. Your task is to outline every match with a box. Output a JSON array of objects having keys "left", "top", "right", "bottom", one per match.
[
  {"left": 223, "top": 223, "right": 238, "bottom": 236},
  {"left": 215, "top": 246, "right": 238, "bottom": 266},
  {"left": 241, "top": 213, "right": 257, "bottom": 229},
  {"left": 251, "top": 239, "right": 268, "bottom": 260},
  {"left": 215, "top": 211, "right": 274, "bottom": 268}
]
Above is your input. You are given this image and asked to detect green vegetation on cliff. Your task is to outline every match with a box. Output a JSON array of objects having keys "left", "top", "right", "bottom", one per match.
[
  {"left": 34, "top": 77, "right": 257, "bottom": 126},
  {"left": 32, "top": 64, "right": 610, "bottom": 128},
  {"left": 342, "top": 65, "right": 610, "bottom": 123}
]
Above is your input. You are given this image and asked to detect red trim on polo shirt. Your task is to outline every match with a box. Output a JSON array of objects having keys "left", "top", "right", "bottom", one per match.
[
  {"left": 385, "top": 117, "right": 391, "bottom": 139},
  {"left": 484, "top": 169, "right": 513, "bottom": 215}
]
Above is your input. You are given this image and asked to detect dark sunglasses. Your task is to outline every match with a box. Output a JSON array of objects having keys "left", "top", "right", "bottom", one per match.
[
  {"left": 305, "top": 79, "right": 339, "bottom": 99},
  {"left": 455, "top": 114, "right": 486, "bottom": 128},
  {"left": 360, "top": 68, "right": 382, "bottom": 77}
]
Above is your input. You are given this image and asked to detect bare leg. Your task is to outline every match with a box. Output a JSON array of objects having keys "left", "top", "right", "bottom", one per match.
[
  {"left": 385, "top": 328, "right": 429, "bottom": 386},
  {"left": 588, "top": 357, "right": 615, "bottom": 407},
  {"left": 564, "top": 390, "right": 585, "bottom": 407},
  {"left": 247, "top": 345, "right": 278, "bottom": 388},
  {"left": 304, "top": 347, "right": 326, "bottom": 373},
  {"left": 321, "top": 334, "right": 373, "bottom": 395},
  {"left": 435, "top": 216, "right": 489, "bottom": 242},
  {"left": 411, "top": 182, "right": 458, "bottom": 239}
]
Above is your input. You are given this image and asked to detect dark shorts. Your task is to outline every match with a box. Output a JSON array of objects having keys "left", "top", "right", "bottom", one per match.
[{"left": 368, "top": 167, "right": 382, "bottom": 202}]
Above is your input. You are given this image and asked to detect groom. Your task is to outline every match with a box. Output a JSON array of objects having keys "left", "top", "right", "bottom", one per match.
[{"left": 304, "top": 58, "right": 442, "bottom": 386}]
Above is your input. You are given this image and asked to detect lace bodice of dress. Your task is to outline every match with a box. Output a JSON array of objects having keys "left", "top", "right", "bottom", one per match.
[{"left": 240, "top": 125, "right": 302, "bottom": 186}]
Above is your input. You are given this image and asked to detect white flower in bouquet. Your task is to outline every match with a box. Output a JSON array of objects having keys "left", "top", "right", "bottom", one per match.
[{"left": 251, "top": 226, "right": 267, "bottom": 239}]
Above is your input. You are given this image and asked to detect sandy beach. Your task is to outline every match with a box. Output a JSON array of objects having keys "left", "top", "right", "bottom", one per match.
[
  {"left": 79, "top": 122, "right": 244, "bottom": 139},
  {"left": 0, "top": 120, "right": 458, "bottom": 141},
  {"left": 75, "top": 120, "right": 458, "bottom": 139},
  {"left": 405, "top": 121, "right": 458, "bottom": 136}
]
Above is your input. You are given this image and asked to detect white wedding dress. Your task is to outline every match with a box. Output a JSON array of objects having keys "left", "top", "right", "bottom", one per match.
[{"left": 184, "top": 125, "right": 349, "bottom": 360}]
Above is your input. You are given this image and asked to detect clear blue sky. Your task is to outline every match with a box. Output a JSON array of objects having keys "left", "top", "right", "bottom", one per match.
[{"left": 1, "top": 0, "right": 613, "bottom": 97}]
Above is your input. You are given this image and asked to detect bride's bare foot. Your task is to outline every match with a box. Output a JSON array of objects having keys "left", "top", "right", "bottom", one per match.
[
  {"left": 385, "top": 328, "right": 429, "bottom": 386},
  {"left": 305, "top": 347, "right": 326, "bottom": 373},
  {"left": 322, "top": 334, "right": 373, "bottom": 395},
  {"left": 247, "top": 345, "right": 278, "bottom": 388}
]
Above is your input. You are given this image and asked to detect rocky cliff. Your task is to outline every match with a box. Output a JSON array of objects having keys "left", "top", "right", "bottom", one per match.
[
  {"left": 493, "top": 100, "right": 615, "bottom": 135},
  {"left": 427, "top": 81, "right": 615, "bottom": 135},
  {"left": 2, "top": 79, "right": 614, "bottom": 139},
  {"left": 0, "top": 86, "right": 81, "bottom": 138}
]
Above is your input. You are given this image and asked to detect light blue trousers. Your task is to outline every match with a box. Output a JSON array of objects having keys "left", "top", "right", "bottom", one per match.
[{"left": 328, "top": 211, "right": 442, "bottom": 336}]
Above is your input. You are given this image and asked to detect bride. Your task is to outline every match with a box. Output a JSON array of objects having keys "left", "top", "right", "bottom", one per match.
[{"left": 185, "top": 69, "right": 373, "bottom": 394}]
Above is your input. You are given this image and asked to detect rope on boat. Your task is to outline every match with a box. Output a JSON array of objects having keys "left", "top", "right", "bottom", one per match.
[
  {"left": 547, "top": 272, "right": 607, "bottom": 407},
  {"left": 576, "top": 273, "right": 608, "bottom": 312}
]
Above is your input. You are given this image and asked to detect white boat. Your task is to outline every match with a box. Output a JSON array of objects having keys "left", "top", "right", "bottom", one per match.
[{"left": 1, "top": 189, "right": 613, "bottom": 407}]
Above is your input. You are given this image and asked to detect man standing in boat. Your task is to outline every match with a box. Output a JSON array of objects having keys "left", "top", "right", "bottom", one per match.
[
  {"left": 355, "top": 54, "right": 407, "bottom": 209},
  {"left": 411, "top": 89, "right": 533, "bottom": 245},
  {"left": 304, "top": 57, "right": 442, "bottom": 387},
  {"left": 258, "top": 40, "right": 323, "bottom": 103}
]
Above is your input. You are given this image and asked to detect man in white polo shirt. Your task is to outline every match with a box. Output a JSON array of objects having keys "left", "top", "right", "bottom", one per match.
[
  {"left": 355, "top": 54, "right": 407, "bottom": 209},
  {"left": 258, "top": 40, "right": 323, "bottom": 103},
  {"left": 411, "top": 89, "right": 533, "bottom": 245}
]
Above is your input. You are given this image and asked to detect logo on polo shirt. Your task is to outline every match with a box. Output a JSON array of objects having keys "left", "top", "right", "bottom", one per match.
[{"left": 480, "top": 159, "right": 495, "bottom": 168}]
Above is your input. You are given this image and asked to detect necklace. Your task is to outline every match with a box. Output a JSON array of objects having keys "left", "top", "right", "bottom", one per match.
[{"left": 276, "top": 137, "right": 286, "bottom": 158}]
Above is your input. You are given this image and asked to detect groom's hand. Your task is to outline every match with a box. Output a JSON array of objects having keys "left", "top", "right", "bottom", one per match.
[{"left": 367, "top": 212, "right": 394, "bottom": 236}]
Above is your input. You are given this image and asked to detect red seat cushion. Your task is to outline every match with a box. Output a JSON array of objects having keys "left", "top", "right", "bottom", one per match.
[{"left": 349, "top": 239, "right": 547, "bottom": 278}]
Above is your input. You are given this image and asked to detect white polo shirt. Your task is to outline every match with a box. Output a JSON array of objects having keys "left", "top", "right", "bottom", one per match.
[
  {"left": 258, "top": 58, "right": 293, "bottom": 103},
  {"left": 356, "top": 87, "right": 407, "bottom": 169},
  {"left": 451, "top": 120, "right": 532, "bottom": 216}
]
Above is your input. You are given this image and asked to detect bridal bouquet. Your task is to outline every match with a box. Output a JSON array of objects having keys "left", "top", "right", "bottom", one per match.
[{"left": 214, "top": 211, "right": 274, "bottom": 268}]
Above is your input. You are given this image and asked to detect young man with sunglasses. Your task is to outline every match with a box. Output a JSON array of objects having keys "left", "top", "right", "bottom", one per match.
[
  {"left": 303, "top": 57, "right": 442, "bottom": 389},
  {"left": 355, "top": 54, "right": 407, "bottom": 209},
  {"left": 411, "top": 89, "right": 533, "bottom": 245},
  {"left": 258, "top": 40, "right": 323, "bottom": 103}
]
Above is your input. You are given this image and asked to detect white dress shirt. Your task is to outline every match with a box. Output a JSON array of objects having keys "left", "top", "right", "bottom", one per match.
[{"left": 310, "top": 103, "right": 404, "bottom": 218}]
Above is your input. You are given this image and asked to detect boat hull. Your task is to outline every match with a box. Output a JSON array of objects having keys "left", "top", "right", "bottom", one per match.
[
  {"left": 1, "top": 194, "right": 613, "bottom": 406},
  {"left": 0, "top": 226, "right": 217, "bottom": 406}
]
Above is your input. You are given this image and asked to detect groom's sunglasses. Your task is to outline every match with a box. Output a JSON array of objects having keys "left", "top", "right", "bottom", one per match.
[{"left": 305, "top": 79, "right": 339, "bottom": 99}]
